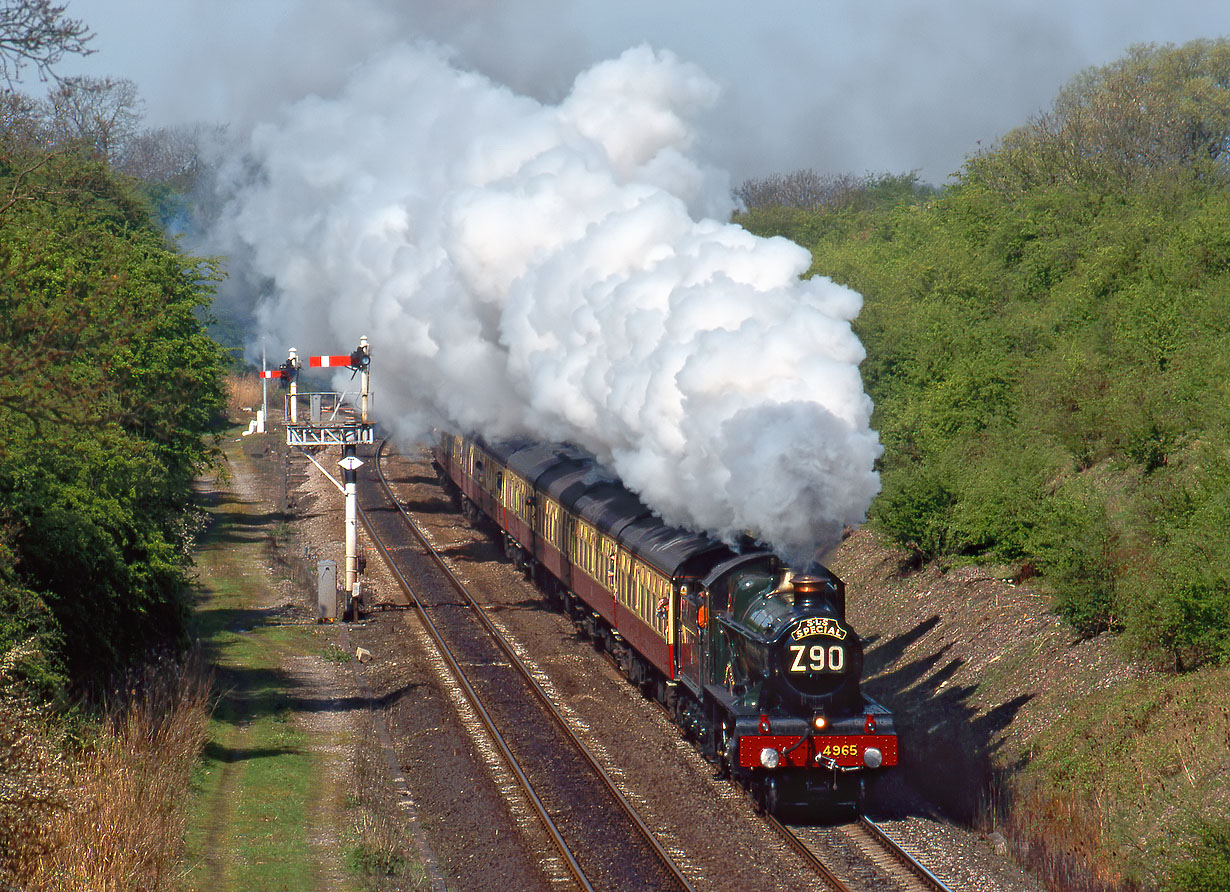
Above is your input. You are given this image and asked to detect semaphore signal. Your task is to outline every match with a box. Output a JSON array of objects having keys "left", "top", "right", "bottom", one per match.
[
  {"left": 281, "top": 337, "right": 373, "bottom": 617},
  {"left": 309, "top": 337, "right": 372, "bottom": 423}
]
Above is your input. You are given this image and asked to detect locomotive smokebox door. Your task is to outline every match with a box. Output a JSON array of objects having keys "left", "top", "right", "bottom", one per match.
[{"left": 317, "top": 560, "right": 338, "bottom": 621}]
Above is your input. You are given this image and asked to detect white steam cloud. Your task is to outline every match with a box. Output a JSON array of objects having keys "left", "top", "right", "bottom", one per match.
[{"left": 216, "top": 42, "right": 882, "bottom": 561}]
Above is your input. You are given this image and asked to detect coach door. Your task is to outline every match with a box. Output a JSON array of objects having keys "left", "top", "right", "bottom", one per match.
[{"left": 677, "top": 586, "right": 704, "bottom": 693}]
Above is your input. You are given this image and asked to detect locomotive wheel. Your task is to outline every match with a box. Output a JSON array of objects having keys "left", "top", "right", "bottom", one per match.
[
  {"left": 671, "top": 695, "right": 687, "bottom": 730},
  {"left": 753, "top": 776, "right": 780, "bottom": 815}
]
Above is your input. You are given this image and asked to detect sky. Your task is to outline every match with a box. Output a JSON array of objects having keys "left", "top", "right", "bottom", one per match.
[
  {"left": 49, "top": 0, "right": 1230, "bottom": 186},
  {"left": 31, "top": 1, "right": 1230, "bottom": 556}
]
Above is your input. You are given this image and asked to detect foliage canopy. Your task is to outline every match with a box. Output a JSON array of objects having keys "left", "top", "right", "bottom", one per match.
[
  {"left": 0, "top": 131, "right": 227, "bottom": 697},
  {"left": 739, "top": 38, "right": 1230, "bottom": 674}
]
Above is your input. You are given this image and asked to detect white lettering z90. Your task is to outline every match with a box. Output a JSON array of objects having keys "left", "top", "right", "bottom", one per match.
[{"left": 789, "top": 644, "right": 845, "bottom": 672}]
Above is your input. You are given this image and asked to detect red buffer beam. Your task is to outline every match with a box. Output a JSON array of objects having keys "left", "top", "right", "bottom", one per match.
[{"left": 310, "top": 355, "right": 354, "bottom": 368}]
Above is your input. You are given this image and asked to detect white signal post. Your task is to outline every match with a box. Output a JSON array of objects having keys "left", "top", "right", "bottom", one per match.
[
  {"left": 286, "top": 339, "right": 375, "bottom": 617},
  {"left": 287, "top": 347, "right": 301, "bottom": 423},
  {"left": 259, "top": 367, "right": 283, "bottom": 435},
  {"left": 358, "top": 335, "right": 370, "bottom": 423},
  {"left": 339, "top": 451, "right": 364, "bottom": 595}
]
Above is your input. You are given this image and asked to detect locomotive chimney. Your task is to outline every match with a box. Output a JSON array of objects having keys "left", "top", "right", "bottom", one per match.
[{"left": 791, "top": 575, "right": 827, "bottom": 610}]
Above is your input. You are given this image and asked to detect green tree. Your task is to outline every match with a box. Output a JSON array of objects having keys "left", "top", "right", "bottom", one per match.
[
  {"left": 0, "top": 138, "right": 227, "bottom": 693},
  {"left": 967, "top": 39, "right": 1230, "bottom": 193}
]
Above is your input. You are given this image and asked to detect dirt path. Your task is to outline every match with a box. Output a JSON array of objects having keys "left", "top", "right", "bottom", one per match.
[{"left": 184, "top": 430, "right": 418, "bottom": 892}]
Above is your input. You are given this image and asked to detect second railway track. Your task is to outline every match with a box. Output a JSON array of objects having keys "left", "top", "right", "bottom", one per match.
[{"left": 358, "top": 437, "right": 698, "bottom": 892}]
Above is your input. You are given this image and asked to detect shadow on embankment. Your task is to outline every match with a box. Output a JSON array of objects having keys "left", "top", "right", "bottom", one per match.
[{"left": 861, "top": 616, "right": 1031, "bottom": 823}]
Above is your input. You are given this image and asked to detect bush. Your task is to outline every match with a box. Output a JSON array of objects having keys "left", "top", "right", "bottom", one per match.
[
  {"left": 998, "top": 468, "right": 1127, "bottom": 637},
  {"left": 1170, "top": 819, "right": 1230, "bottom": 892},
  {"left": 870, "top": 462, "right": 956, "bottom": 559}
]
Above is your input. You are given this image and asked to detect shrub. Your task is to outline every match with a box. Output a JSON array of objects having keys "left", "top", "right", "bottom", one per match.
[
  {"left": 870, "top": 462, "right": 955, "bottom": 559},
  {"left": 1169, "top": 819, "right": 1230, "bottom": 892}
]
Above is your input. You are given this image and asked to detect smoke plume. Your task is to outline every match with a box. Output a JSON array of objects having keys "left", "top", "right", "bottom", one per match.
[{"left": 215, "top": 41, "right": 882, "bottom": 561}]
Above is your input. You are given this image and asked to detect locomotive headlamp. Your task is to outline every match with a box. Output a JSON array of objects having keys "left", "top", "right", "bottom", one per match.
[
  {"left": 759, "top": 747, "right": 780, "bottom": 769},
  {"left": 812, "top": 712, "right": 828, "bottom": 732},
  {"left": 863, "top": 747, "right": 883, "bottom": 769}
]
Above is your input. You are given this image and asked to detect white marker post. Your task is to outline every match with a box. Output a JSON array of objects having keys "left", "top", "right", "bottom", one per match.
[
  {"left": 338, "top": 450, "right": 364, "bottom": 597},
  {"left": 287, "top": 347, "right": 301, "bottom": 423},
  {"left": 357, "top": 335, "right": 371, "bottom": 423}
]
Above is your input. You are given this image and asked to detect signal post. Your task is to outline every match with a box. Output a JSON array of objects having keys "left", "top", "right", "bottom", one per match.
[{"left": 284, "top": 337, "right": 374, "bottom": 620}]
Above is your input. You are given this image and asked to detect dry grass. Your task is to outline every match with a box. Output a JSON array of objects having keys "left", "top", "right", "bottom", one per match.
[
  {"left": 346, "top": 715, "right": 430, "bottom": 890},
  {"left": 983, "top": 773, "right": 1136, "bottom": 892},
  {"left": 225, "top": 373, "right": 263, "bottom": 419},
  {"left": 0, "top": 651, "right": 212, "bottom": 892}
]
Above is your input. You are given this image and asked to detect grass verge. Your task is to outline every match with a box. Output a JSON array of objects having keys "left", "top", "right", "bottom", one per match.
[
  {"left": 182, "top": 430, "right": 356, "bottom": 892},
  {"left": 994, "top": 665, "right": 1230, "bottom": 891}
]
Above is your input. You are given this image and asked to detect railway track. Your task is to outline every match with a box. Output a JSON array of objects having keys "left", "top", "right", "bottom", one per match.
[
  {"left": 772, "top": 814, "right": 955, "bottom": 892},
  {"left": 358, "top": 438, "right": 699, "bottom": 892},
  {"left": 358, "top": 438, "right": 959, "bottom": 892}
]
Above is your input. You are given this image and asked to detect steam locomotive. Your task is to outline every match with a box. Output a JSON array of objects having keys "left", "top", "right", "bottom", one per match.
[{"left": 432, "top": 432, "right": 896, "bottom": 815}]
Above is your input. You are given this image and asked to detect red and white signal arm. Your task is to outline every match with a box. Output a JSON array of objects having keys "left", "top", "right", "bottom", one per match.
[
  {"left": 259, "top": 369, "right": 283, "bottom": 378},
  {"left": 309, "top": 355, "right": 353, "bottom": 368}
]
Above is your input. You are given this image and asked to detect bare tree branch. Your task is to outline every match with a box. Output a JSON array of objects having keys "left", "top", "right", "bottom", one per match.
[
  {"left": 0, "top": 0, "right": 94, "bottom": 87},
  {"left": 0, "top": 148, "right": 59, "bottom": 217},
  {"left": 43, "top": 76, "right": 142, "bottom": 161}
]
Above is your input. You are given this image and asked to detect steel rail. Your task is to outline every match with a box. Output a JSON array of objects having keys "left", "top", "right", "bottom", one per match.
[
  {"left": 768, "top": 812, "right": 956, "bottom": 892},
  {"left": 765, "top": 814, "right": 852, "bottom": 892},
  {"left": 858, "top": 815, "right": 954, "bottom": 892},
  {"left": 367, "top": 438, "right": 698, "bottom": 892},
  {"left": 356, "top": 459, "right": 597, "bottom": 892}
]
